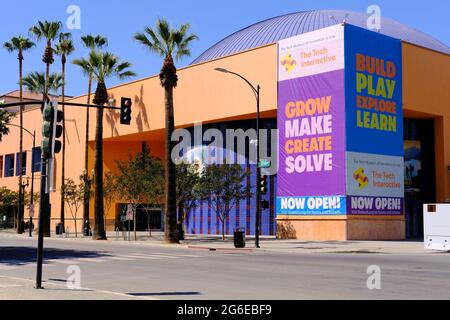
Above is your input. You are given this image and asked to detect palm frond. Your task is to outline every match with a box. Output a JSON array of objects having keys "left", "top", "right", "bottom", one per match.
[
  {"left": 22, "top": 71, "right": 62, "bottom": 95},
  {"left": 156, "top": 18, "right": 171, "bottom": 43},
  {"left": 29, "top": 20, "right": 62, "bottom": 41},
  {"left": 4, "top": 36, "right": 35, "bottom": 53},
  {"left": 134, "top": 30, "right": 166, "bottom": 57},
  {"left": 56, "top": 33, "right": 75, "bottom": 57},
  {"left": 81, "top": 34, "right": 108, "bottom": 50},
  {"left": 135, "top": 18, "right": 198, "bottom": 62}
]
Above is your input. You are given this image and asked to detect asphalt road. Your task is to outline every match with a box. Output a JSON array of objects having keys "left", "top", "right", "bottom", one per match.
[{"left": 1, "top": 236, "right": 450, "bottom": 300}]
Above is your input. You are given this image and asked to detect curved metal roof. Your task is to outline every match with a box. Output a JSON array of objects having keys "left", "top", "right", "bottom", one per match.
[{"left": 192, "top": 10, "right": 450, "bottom": 64}]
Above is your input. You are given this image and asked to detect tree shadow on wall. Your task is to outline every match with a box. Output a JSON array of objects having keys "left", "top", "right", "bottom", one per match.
[
  {"left": 135, "top": 84, "right": 150, "bottom": 133},
  {"left": 276, "top": 221, "right": 297, "bottom": 239},
  {"left": 105, "top": 93, "right": 120, "bottom": 137}
]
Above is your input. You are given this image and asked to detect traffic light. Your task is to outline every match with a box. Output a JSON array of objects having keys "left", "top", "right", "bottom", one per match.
[
  {"left": 120, "top": 97, "right": 132, "bottom": 125},
  {"left": 261, "top": 200, "right": 269, "bottom": 210},
  {"left": 260, "top": 174, "right": 268, "bottom": 195},
  {"left": 41, "top": 102, "right": 54, "bottom": 159},
  {"left": 53, "top": 104, "right": 63, "bottom": 156},
  {"left": 41, "top": 102, "right": 63, "bottom": 159}
]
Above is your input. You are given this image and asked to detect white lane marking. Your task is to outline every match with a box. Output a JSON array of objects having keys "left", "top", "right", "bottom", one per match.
[
  {"left": 171, "top": 254, "right": 203, "bottom": 258},
  {"left": 130, "top": 253, "right": 189, "bottom": 259},
  {"left": 46, "top": 259, "right": 84, "bottom": 265},
  {"left": 0, "top": 284, "right": 23, "bottom": 288},
  {"left": 103, "top": 256, "right": 136, "bottom": 261},
  {"left": 0, "top": 265, "right": 19, "bottom": 271},
  {"left": 75, "top": 258, "right": 109, "bottom": 263},
  {"left": 133, "top": 254, "right": 179, "bottom": 259},
  {"left": 119, "top": 255, "right": 162, "bottom": 260},
  {"left": 137, "top": 252, "right": 203, "bottom": 258},
  {"left": 1, "top": 260, "right": 29, "bottom": 265}
]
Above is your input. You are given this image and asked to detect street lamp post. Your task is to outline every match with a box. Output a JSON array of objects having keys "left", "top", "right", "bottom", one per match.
[
  {"left": 215, "top": 68, "right": 262, "bottom": 248},
  {"left": 29, "top": 131, "right": 36, "bottom": 237},
  {"left": 18, "top": 178, "right": 29, "bottom": 234}
]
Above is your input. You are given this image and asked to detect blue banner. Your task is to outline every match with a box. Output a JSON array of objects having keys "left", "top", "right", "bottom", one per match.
[
  {"left": 277, "top": 196, "right": 347, "bottom": 215},
  {"left": 345, "top": 24, "right": 403, "bottom": 157}
]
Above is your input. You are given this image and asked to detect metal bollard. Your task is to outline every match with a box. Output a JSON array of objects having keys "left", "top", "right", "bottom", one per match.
[
  {"left": 116, "top": 227, "right": 120, "bottom": 240},
  {"left": 65, "top": 227, "right": 70, "bottom": 238},
  {"left": 122, "top": 227, "right": 126, "bottom": 241}
]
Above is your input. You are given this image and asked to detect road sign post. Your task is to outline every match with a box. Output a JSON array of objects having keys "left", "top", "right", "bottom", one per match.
[{"left": 126, "top": 205, "right": 133, "bottom": 241}]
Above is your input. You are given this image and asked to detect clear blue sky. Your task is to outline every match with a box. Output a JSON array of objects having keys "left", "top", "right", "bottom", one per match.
[{"left": 1, "top": 0, "right": 449, "bottom": 97}]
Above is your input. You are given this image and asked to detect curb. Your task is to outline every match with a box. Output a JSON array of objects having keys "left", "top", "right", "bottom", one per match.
[{"left": 187, "top": 245, "right": 254, "bottom": 252}]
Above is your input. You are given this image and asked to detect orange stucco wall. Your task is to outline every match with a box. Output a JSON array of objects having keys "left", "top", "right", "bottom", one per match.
[{"left": 401, "top": 43, "right": 450, "bottom": 203}]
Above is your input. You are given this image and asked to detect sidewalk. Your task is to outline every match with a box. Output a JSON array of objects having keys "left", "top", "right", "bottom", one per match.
[
  {"left": 0, "top": 229, "right": 435, "bottom": 255},
  {"left": 0, "top": 276, "right": 151, "bottom": 300}
]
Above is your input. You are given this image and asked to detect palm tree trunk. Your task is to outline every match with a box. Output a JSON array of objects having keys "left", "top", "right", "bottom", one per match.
[
  {"left": 93, "top": 84, "right": 106, "bottom": 240},
  {"left": 164, "top": 85, "right": 178, "bottom": 243},
  {"left": 45, "top": 62, "right": 50, "bottom": 100},
  {"left": 60, "top": 58, "right": 66, "bottom": 232},
  {"left": 83, "top": 77, "right": 92, "bottom": 235},
  {"left": 17, "top": 53, "right": 24, "bottom": 234}
]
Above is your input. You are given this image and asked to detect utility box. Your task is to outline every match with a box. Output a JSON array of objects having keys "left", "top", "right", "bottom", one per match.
[{"left": 424, "top": 204, "right": 450, "bottom": 251}]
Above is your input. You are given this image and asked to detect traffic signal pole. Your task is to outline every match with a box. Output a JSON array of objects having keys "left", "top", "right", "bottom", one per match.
[
  {"left": 1, "top": 99, "right": 132, "bottom": 289},
  {"left": 35, "top": 156, "right": 47, "bottom": 289}
]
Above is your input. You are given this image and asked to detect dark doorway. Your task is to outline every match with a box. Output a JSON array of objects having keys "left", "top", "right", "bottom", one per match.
[
  {"left": 117, "top": 204, "right": 162, "bottom": 231},
  {"left": 404, "top": 119, "right": 436, "bottom": 239},
  {"left": 135, "top": 208, "right": 162, "bottom": 231}
]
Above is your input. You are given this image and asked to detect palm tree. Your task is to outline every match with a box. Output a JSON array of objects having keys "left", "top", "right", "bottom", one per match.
[
  {"left": 134, "top": 18, "right": 198, "bottom": 243},
  {"left": 73, "top": 34, "right": 108, "bottom": 235},
  {"left": 29, "top": 21, "right": 62, "bottom": 99},
  {"left": 4, "top": 36, "right": 35, "bottom": 234},
  {"left": 22, "top": 71, "right": 62, "bottom": 100},
  {"left": 0, "top": 110, "right": 15, "bottom": 141},
  {"left": 55, "top": 32, "right": 75, "bottom": 232},
  {"left": 86, "top": 50, "right": 135, "bottom": 240}
]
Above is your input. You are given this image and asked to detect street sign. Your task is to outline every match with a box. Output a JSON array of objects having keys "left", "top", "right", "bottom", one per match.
[
  {"left": 29, "top": 204, "right": 35, "bottom": 218},
  {"left": 258, "top": 160, "right": 271, "bottom": 168},
  {"left": 126, "top": 205, "right": 134, "bottom": 221}
]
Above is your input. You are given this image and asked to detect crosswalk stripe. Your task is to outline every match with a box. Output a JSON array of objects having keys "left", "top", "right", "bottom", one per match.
[
  {"left": 0, "top": 265, "right": 19, "bottom": 271},
  {"left": 130, "top": 253, "right": 192, "bottom": 259},
  {"left": 171, "top": 254, "right": 203, "bottom": 258},
  {"left": 142, "top": 252, "right": 202, "bottom": 258},
  {"left": 75, "top": 258, "right": 108, "bottom": 263},
  {"left": 1, "top": 251, "right": 209, "bottom": 269},
  {"left": 134, "top": 254, "right": 179, "bottom": 259},
  {"left": 114, "top": 253, "right": 177, "bottom": 259},
  {"left": 119, "top": 255, "right": 162, "bottom": 260},
  {"left": 46, "top": 259, "right": 81, "bottom": 265},
  {"left": 103, "top": 256, "right": 136, "bottom": 261},
  {"left": 1, "top": 260, "right": 28, "bottom": 265}
]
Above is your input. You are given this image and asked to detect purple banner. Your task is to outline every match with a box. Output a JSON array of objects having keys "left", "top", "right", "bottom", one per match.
[
  {"left": 277, "top": 69, "right": 346, "bottom": 199},
  {"left": 347, "top": 196, "right": 404, "bottom": 215}
]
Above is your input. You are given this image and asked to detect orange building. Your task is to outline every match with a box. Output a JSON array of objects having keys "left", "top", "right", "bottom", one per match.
[{"left": 1, "top": 10, "right": 450, "bottom": 240}]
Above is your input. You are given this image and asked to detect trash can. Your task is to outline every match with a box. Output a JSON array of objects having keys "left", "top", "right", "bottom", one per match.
[
  {"left": 177, "top": 223, "right": 185, "bottom": 241},
  {"left": 234, "top": 228, "right": 246, "bottom": 248},
  {"left": 56, "top": 223, "right": 63, "bottom": 235}
]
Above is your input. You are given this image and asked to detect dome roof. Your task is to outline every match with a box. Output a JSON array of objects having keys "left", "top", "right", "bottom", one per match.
[{"left": 192, "top": 10, "right": 450, "bottom": 64}]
